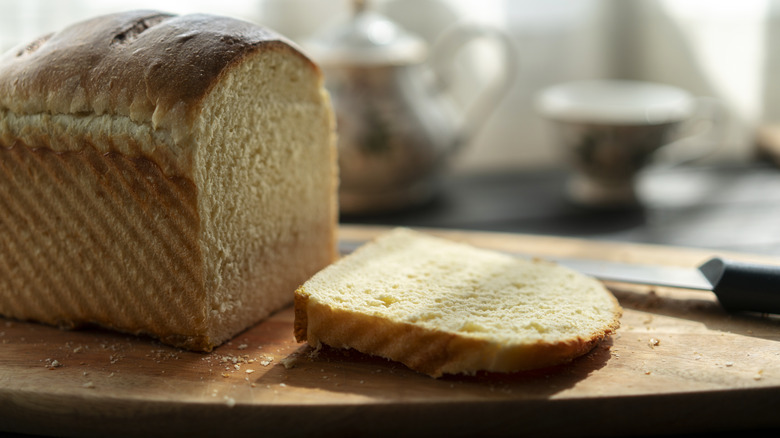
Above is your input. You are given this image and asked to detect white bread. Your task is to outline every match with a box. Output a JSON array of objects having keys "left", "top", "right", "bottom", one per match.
[
  {"left": 0, "top": 11, "right": 338, "bottom": 351},
  {"left": 294, "top": 228, "right": 621, "bottom": 377}
]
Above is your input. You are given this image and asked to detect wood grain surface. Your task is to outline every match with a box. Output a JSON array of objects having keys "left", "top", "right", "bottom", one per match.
[{"left": 1, "top": 225, "right": 779, "bottom": 438}]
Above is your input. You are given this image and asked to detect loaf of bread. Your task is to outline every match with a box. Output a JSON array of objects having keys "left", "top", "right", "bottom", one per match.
[
  {"left": 294, "top": 228, "right": 621, "bottom": 377},
  {"left": 0, "top": 11, "right": 338, "bottom": 351}
]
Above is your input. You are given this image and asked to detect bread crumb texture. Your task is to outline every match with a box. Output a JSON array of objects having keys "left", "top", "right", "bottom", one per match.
[{"left": 295, "top": 228, "right": 622, "bottom": 377}]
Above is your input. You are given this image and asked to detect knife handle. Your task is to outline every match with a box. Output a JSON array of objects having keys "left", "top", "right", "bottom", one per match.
[{"left": 699, "top": 257, "right": 780, "bottom": 314}]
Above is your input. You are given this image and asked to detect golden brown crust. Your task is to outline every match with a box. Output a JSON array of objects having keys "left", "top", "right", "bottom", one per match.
[
  {"left": 0, "top": 10, "right": 319, "bottom": 166},
  {"left": 299, "top": 297, "right": 621, "bottom": 378},
  {"left": 0, "top": 143, "right": 210, "bottom": 349},
  {"left": 293, "top": 287, "right": 310, "bottom": 343}
]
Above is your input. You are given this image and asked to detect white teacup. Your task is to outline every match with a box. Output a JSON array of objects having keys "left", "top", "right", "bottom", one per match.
[{"left": 536, "top": 80, "right": 720, "bottom": 207}]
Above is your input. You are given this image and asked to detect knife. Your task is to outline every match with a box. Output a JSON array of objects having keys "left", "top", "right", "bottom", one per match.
[{"left": 338, "top": 240, "right": 780, "bottom": 314}]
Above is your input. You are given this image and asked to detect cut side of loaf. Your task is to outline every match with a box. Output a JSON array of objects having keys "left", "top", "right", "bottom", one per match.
[
  {"left": 294, "top": 228, "right": 621, "bottom": 377},
  {"left": 0, "top": 11, "right": 338, "bottom": 351}
]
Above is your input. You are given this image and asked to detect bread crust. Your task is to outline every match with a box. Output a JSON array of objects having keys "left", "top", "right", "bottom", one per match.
[
  {"left": 297, "top": 290, "right": 620, "bottom": 378},
  {"left": 293, "top": 287, "right": 311, "bottom": 343},
  {"left": 0, "top": 10, "right": 319, "bottom": 176}
]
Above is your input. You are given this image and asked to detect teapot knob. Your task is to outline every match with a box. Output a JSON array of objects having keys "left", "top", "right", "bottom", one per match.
[
  {"left": 304, "top": 0, "right": 427, "bottom": 67},
  {"left": 352, "top": 0, "right": 367, "bottom": 14}
]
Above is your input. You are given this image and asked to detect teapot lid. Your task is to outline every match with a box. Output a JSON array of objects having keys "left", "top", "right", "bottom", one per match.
[{"left": 304, "top": 0, "right": 428, "bottom": 66}]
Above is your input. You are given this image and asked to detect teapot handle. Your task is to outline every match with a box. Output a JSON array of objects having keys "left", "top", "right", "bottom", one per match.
[{"left": 428, "top": 22, "right": 519, "bottom": 150}]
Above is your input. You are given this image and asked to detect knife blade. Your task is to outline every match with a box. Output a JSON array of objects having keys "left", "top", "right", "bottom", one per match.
[{"left": 338, "top": 240, "right": 780, "bottom": 314}]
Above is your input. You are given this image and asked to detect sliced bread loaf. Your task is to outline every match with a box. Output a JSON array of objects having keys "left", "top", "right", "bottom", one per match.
[
  {"left": 294, "top": 228, "right": 621, "bottom": 377},
  {"left": 0, "top": 11, "right": 338, "bottom": 351}
]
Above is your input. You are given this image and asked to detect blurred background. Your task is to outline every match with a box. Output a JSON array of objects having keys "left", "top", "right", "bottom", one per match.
[{"left": 4, "top": 0, "right": 780, "bottom": 254}]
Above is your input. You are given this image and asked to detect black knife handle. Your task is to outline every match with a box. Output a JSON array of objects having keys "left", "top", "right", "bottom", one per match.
[{"left": 699, "top": 257, "right": 780, "bottom": 314}]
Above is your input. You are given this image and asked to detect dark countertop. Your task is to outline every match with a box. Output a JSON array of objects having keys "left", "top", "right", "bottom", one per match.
[{"left": 341, "top": 162, "right": 780, "bottom": 257}]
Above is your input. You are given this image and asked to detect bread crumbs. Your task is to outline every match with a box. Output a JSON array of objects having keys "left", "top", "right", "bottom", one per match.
[
  {"left": 281, "top": 354, "right": 299, "bottom": 369},
  {"left": 44, "top": 359, "right": 62, "bottom": 369}
]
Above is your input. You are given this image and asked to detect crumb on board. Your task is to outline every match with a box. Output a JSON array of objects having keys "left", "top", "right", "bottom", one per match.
[
  {"left": 44, "top": 359, "right": 62, "bottom": 369},
  {"left": 147, "top": 349, "right": 181, "bottom": 363},
  {"left": 281, "top": 355, "right": 298, "bottom": 369}
]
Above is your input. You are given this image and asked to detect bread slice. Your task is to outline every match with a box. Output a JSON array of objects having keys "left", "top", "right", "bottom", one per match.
[
  {"left": 0, "top": 11, "right": 338, "bottom": 351},
  {"left": 294, "top": 228, "right": 621, "bottom": 377}
]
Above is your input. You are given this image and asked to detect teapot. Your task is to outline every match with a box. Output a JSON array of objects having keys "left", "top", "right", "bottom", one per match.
[{"left": 304, "top": 0, "right": 517, "bottom": 214}]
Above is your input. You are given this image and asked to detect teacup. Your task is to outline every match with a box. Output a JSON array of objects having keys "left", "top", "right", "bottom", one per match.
[{"left": 536, "top": 80, "right": 720, "bottom": 207}]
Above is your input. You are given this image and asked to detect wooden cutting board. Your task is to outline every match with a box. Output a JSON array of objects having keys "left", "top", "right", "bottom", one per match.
[{"left": 2, "top": 225, "right": 779, "bottom": 438}]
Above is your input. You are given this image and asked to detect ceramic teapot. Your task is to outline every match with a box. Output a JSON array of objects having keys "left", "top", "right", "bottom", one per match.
[{"left": 305, "top": 1, "right": 517, "bottom": 214}]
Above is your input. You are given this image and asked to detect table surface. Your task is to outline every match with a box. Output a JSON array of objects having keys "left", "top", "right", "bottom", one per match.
[{"left": 341, "top": 162, "right": 780, "bottom": 257}]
